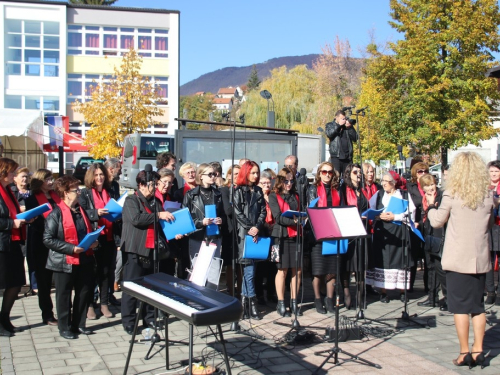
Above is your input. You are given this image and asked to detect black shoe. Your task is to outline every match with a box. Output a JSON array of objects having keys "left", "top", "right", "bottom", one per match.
[
  {"left": 124, "top": 325, "right": 139, "bottom": 335},
  {"left": 290, "top": 299, "right": 303, "bottom": 316},
  {"left": 249, "top": 297, "right": 262, "bottom": 320},
  {"left": 60, "top": 330, "right": 78, "bottom": 340},
  {"left": 366, "top": 285, "right": 378, "bottom": 295},
  {"left": 1, "top": 319, "right": 23, "bottom": 333},
  {"left": 440, "top": 301, "right": 448, "bottom": 312},
  {"left": 108, "top": 295, "right": 121, "bottom": 306},
  {"left": 276, "top": 300, "right": 290, "bottom": 317},
  {"left": 314, "top": 298, "right": 327, "bottom": 314},
  {"left": 380, "top": 294, "right": 390, "bottom": 303},
  {"left": 75, "top": 327, "right": 94, "bottom": 335},
  {"left": 324, "top": 297, "right": 335, "bottom": 313},
  {"left": 472, "top": 351, "right": 486, "bottom": 369},
  {"left": 0, "top": 323, "right": 13, "bottom": 337}
]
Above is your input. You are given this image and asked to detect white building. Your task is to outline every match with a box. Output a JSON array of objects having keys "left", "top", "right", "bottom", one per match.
[{"left": 1, "top": 0, "right": 179, "bottom": 168}]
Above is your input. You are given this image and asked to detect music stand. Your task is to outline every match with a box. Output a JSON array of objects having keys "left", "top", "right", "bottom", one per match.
[{"left": 307, "top": 206, "right": 381, "bottom": 373}]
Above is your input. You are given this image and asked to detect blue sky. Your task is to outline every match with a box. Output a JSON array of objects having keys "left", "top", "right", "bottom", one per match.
[
  {"left": 116, "top": 0, "right": 398, "bottom": 85},
  {"left": 116, "top": 1, "right": 498, "bottom": 85}
]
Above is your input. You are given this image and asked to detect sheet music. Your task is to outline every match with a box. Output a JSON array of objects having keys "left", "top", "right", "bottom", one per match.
[
  {"left": 333, "top": 207, "right": 367, "bottom": 237},
  {"left": 190, "top": 243, "right": 217, "bottom": 287}
]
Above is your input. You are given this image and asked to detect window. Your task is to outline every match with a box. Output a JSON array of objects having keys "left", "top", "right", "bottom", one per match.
[
  {"left": 4, "top": 19, "right": 60, "bottom": 77},
  {"left": 67, "top": 25, "right": 169, "bottom": 58}
]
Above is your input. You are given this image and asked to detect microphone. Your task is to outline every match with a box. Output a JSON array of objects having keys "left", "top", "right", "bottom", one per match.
[
  {"left": 356, "top": 106, "right": 368, "bottom": 114},
  {"left": 145, "top": 163, "right": 153, "bottom": 183}
]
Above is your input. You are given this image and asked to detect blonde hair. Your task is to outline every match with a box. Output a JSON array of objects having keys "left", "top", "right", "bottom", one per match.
[
  {"left": 195, "top": 163, "right": 213, "bottom": 185},
  {"left": 418, "top": 174, "right": 436, "bottom": 188},
  {"left": 179, "top": 161, "right": 197, "bottom": 178},
  {"left": 446, "top": 152, "right": 490, "bottom": 210}
]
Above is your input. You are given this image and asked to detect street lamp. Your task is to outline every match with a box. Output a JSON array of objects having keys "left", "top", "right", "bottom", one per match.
[{"left": 260, "top": 90, "right": 275, "bottom": 129}]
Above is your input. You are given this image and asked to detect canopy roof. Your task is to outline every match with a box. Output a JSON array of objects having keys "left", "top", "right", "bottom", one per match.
[{"left": 0, "top": 109, "right": 43, "bottom": 147}]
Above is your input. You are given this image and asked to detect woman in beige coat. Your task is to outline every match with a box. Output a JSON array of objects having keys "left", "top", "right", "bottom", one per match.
[{"left": 427, "top": 152, "right": 496, "bottom": 369}]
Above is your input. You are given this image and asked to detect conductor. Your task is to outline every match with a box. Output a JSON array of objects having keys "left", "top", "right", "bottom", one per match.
[{"left": 325, "top": 110, "right": 358, "bottom": 176}]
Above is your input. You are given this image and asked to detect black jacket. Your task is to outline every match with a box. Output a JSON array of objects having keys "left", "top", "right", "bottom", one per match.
[
  {"left": 233, "top": 185, "right": 267, "bottom": 264},
  {"left": 325, "top": 120, "right": 358, "bottom": 160},
  {"left": 120, "top": 191, "right": 163, "bottom": 257},
  {"left": 183, "top": 186, "right": 224, "bottom": 242},
  {"left": 268, "top": 192, "right": 298, "bottom": 238},
  {"left": 43, "top": 205, "right": 94, "bottom": 273},
  {"left": 25, "top": 194, "right": 55, "bottom": 262},
  {"left": 0, "top": 190, "right": 17, "bottom": 252},
  {"left": 407, "top": 182, "right": 424, "bottom": 224},
  {"left": 79, "top": 187, "right": 120, "bottom": 247},
  {"left": 220, "top": 185, "right": 235, "bottom": 234}
]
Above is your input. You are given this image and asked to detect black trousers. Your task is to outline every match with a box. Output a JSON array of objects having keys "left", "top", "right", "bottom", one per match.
[
  {"left": 34, "top": 250, "right": 55, "bottom": 321},
  {"left": 93, "top": 240, "right": 116, "bottom": 305},
  {"left": 255, "top": 261, "right": 277, "bottom": 299},
  {"left": 424, "top": 250, "right": 447, "bottom": 299},
  {"left": 485, "top": 251, "right": 498, "bottom": 293},
  {"left": 121, "top": 252, "right": 155, "bottom": 327},
  {"left": 330, "top": 157, "right": 351, "bottom": 177},
  {"left": 53, "top": 262, "right": 94, "bottom": 332}
]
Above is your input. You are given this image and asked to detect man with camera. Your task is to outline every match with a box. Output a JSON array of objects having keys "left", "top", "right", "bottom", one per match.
[{"left": 325, "top": 109, "right": 358, "bottom": 176}]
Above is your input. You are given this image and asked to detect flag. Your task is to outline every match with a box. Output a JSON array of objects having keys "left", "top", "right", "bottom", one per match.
[{"left": 47, "top": 116, "right": 68, "bottom": 147}]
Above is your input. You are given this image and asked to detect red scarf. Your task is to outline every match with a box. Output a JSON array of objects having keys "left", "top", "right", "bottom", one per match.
[
  {"left": 34, "top": 191, "right": 61, "bottom": 218},
  {"left": 92, "top": 188, "right": 113, "bottom": 241},
  {"left": 421, "top": 191, "right": 437, "bottom": 222},
  {"left": 346, "top": 186, "right": 358, "bottom": 206},
  {"left": 265, "top": 200, "right": 274, "bottom": 225},
  {"left": 276, "top": 193, "right": 300, "bottom": 237},
  {"left": 316, "top": 183, "right": 340, "bottom": 207},
  {"left": 136, "top": 192, "right": 155, "bottom": 248},
  {"left": 0, "top": 183, "right": 24, "bottom": 241},
  {"left": 183, "top": 183, "right": 193, "bottom": 196},
  {"left": 362, "top": 183, "right": 378, "bottom": 200},
  {"left": 57, "top": 201, "right": 93, "bottom": 265},
  {"left": 155, "top": 188, "right": 171, "bottom": 206}
]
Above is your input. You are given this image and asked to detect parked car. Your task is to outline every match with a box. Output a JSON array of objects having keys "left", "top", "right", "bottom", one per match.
[
  {"left": 429, "top": 163, "right": 442, "bottom": 186},
  {"left": 72, "top": 157, "right": 104, "bottom": 183}
]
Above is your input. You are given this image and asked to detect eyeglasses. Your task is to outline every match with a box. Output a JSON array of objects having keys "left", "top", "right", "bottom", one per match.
[
  {"left": 260, "top": 181, "right": 271, "bottom": 185},
  {"left": 202, "top": 173, "right": 216, "bottom": 178},
  {"left": 320, "top": 170, "right": 333, "bottom": 176},
  {"left": 352, "top": 170, "right": 360, "bottom": 175},
  {"left": 159, "top": 180, "right": 172, "bottom": 185},
  {"left": 69, "top": 188, "right": 81, "bottom": 194},
  {"left": 44, "top": 178, "right": 54, "bottom": 183},
  {"left": 381, "top": 180, "right": 392, "bottom": 183},
  {"left": 284, "top": 179, "right": 294, "bottom": 185},
  {"left": 417, "top": 169, "right": 429, "bottom": 174},
  {"left": 186, "top": 171, "right": 196, "bottom": 175}
]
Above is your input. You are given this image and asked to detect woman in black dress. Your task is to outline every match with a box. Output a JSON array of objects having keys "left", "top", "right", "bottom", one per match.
[
  {"left": 340, "top": 163, "right": 368, "bottom": 310},
  {"left": 307, "top": 162, "right": 341, "bottom": 314},
  {"left": 0, "top": 158, "right": 27, "bottom": 336},
  {"left": 269, "top": 167, "right": 302, "bottom": 317},
  {"left": 25, "top": 169, "right": 59, "bottom": 326}
]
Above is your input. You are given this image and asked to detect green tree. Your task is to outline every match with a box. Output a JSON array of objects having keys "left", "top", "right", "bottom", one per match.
[
  {"left": 246, "top": 64, "right": 261, "bottom": 91},
  {"left": 359, "top": 0, "right": 500, "bottom": 163},
  {"left": 180, "top": 94, "right": 215, "bottom": 130},
  {"left": 68, "top": 0, "right": 118, "bottom": 5},
  {"left": 72, "top": 48, "right": 164, "bottom": 158}
]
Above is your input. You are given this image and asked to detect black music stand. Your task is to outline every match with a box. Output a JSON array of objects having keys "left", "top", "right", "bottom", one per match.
[{"left": 307, "top": 206, "right": 381, "bottom": 373}]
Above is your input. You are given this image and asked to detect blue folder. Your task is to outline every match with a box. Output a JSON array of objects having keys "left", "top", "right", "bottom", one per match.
[
  {"left": 281, "top": 210, "right": 307, "bottom": 218},
  {"left": 309, "top": 197, "right": 320, "bottom": 207},
  {"left": 159, "top": 207, "right": 196, "bottom": 240},
  {"left": 322, "top": 239, "right": 349, "bottom": 255},
  {"left": 409, "top": 218, "right": 425, "bottom": 242},
  {"left": 17, "top": 203, "right": 51, "bottom": 220},
  {"left": 205, "top": 204, "right": 219, "bottom": 236},
  {"left": 385, "top": 196, "right": 408, "bottom": 215},
  {"left": 242, "top": 235, "right": 271, "bottom": 259},
  {"left": 79, "top": 226, "right": 105, "bottom": 251},
  {"left": 101, "top": 199, "right": 123, "bottom": 222},
  {"left": 361, "top": 208, "right": 384, "bottom": 220}
]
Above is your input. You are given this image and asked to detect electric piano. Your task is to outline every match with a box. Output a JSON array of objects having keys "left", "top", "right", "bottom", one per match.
[{"left": 122, "top": 272, "right": 242, "bottom": 326}]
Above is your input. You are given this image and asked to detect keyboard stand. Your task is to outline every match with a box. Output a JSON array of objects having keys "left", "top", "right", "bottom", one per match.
[{"left": 123, "top": 301, "right": 233, "bottom": 375}]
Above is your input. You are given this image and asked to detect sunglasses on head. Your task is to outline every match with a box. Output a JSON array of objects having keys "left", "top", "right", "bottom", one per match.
[{"left": 320, "top": 170, "right": 333, "bottom": 176}]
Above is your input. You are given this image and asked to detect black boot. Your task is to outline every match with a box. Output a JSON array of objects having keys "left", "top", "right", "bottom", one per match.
[
  {"left": 276, "top": 300, "right": 290, "bottom": 317},
  {"left": 417, "top": 292, "right": 436, "bottom": 307},
  {"left": 485, "top": 292, "right": 496, "bottom": 305},
  {"left": 249, "top": 297, "right": 262, "bottom": 320},
  {"left": 242, "top": 297, "right": 249, "bottom": 319},
  {"left": 314, "top": 298, "right": 326, "bottom": 314},
  {"left": 324, "top": 297, "right": 335, "bottom": 313},
  {"left": 290, "top": 299, "right": 303, "bottom": 316}
]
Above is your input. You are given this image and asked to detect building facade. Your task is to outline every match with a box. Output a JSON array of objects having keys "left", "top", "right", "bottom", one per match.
[{"left": 1, "top": 0, "right": 179, "bottom": 167}]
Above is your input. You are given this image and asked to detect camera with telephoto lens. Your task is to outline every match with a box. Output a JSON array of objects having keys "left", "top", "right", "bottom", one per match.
[{"left": 346, "top": 117, "right": 356, "bottom": 126}]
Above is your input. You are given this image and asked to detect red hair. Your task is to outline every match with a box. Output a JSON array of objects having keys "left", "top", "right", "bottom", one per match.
[{"left": 236, "top": 161, "right": 260, "bottom": 186}]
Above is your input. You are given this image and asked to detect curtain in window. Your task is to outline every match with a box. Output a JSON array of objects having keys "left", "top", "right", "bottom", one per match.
[
  {"left": 121, "top": 35, "right": 134, "bottom": 49},
  {"left": 85, "top": 34, "right": 99, "bottom": 48},
  {"left": 139, "top": 36, "right": 151, "bottom": 50},
  {"left": 68, "top": 33, "right": 82, "bottom": 47},
  {"left": 155, "top": 37, "right": 167, "bottom": 51},
  {"left": 157, "top": 84, "right": 168, "bottom": 98},
  {"left": 104, "top": 35, "right": 117, "bottom": 49}
]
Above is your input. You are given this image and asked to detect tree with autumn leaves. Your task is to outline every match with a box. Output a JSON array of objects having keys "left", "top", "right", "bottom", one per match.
[
  {"left": 358, "top": 0, "right": 500, "bottom": 164},
  {"left": 72, "top": 48, "right": 164, "bottom": 158}
]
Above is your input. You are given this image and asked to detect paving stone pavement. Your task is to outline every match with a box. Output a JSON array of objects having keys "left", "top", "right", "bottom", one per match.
[{"left": 1, "top": 270, "right": 500, "bottom": 374}]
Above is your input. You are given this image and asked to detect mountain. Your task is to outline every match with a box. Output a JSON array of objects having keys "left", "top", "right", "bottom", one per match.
[{"left": 180, "top": 54, "right": 320, "bottom": 96}]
